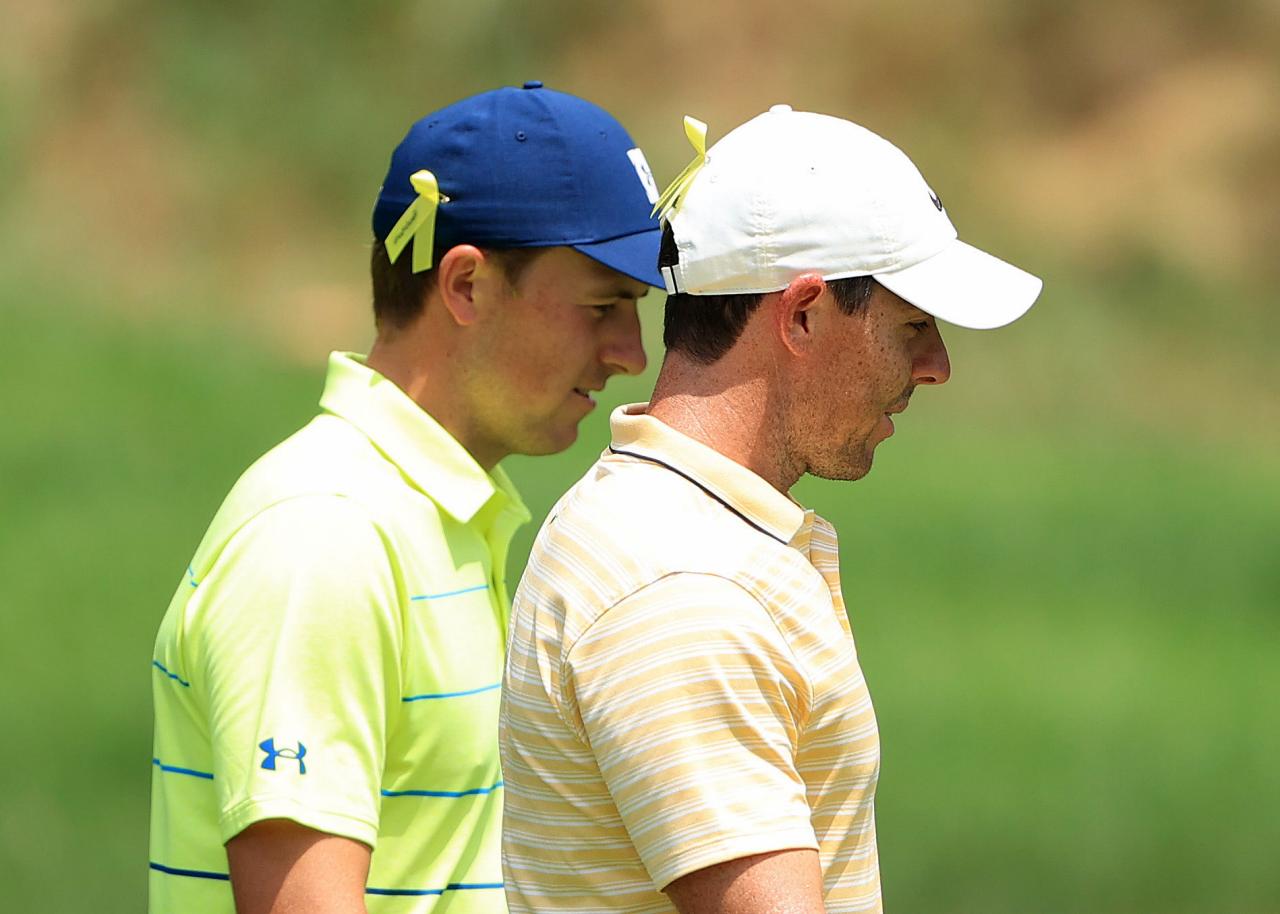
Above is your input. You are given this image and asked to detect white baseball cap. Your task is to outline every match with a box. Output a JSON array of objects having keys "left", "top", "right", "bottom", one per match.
[{"left": 660, "top": 105, "right": 1042, "bottom": 330}]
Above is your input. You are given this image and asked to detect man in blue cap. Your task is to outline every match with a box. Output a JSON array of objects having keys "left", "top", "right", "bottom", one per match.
[{"left": 149, "top": 83, "right": 662, "bottom": 914}]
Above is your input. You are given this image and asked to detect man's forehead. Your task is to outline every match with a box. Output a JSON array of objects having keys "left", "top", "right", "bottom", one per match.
[
  {"left": 871, "top": 280, "right": 930, "bottom": 318},
  {"left": 589, "top": 277, "right": 647, "bottom": 300},
  {"left": 583, "top": 260, "right": 648, "bottom": 299},
  {"left": 550, "top": 246, "right": 649, "bottom": 299}
]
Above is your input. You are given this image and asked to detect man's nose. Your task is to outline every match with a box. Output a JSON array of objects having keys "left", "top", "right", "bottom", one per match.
[
  {"left": 603, "top": 305, "right": 647, "bottom": 377},
  {"left": 912, "top": 326, "right": 951, "bottom": 385}
]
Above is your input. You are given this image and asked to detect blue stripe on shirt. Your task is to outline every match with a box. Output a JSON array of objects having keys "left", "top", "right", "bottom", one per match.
[
  {"left": 381, "top": 779, "right": 503, "bottom": 799},
  {"left": 366, "top": 882, "right": 505, "bottom": 897},
  {"left": 149, "top": 862, "right": 229, "bottom": 881},
  {"left": 151, "top": 660, "right": 191, "bottom": 687},
  {"left": 402, "top": 681, "right": 500, "bottom": 702},
  {"left": 151, "top": 863, "right": 503, "bottom": 896},
  {"left": 410, "top": 583, "right": 489, "bottom": 601},
  {"left": 152, "top": 757, "right": 214, "bottom": 780}
]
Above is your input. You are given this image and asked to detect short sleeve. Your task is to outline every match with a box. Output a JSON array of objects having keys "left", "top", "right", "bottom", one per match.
[
  {"left": 564, "top": 572, "right": 817, "bottom": 890},
  {"left": 185, "top": 495, "right": 404, "bottom": 847}
]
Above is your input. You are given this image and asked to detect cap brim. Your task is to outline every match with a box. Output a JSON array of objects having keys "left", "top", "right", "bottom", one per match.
[
  {"left": 874, "top": 239, "right": 1042, "bottom": 330},
  {"left": 572, "top": 228, "right": 663, "bottom": 289}
]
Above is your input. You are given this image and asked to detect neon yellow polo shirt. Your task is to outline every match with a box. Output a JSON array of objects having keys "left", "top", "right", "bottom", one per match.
[{"left": 150, "top": 352, "right": 529, "bottom": 913}]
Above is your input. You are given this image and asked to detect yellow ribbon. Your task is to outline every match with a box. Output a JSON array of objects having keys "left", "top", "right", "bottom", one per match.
[
  {"left": 652, "top": 115, "right": 708, "bottom": 222},
  {"left": 384, "top": 169, "right": 447, "bottom": 273}
]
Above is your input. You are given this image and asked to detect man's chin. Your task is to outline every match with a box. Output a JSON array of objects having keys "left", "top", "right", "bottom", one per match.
[
  {"left": 511, "top": 424, "right": 581, "bottom": 459},
  {"left": 807, "top": 449, "right": 874, "bottom": 483}
]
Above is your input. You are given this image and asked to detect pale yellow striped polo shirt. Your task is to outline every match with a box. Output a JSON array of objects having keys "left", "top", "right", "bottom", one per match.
[{"left": 500, "top": 404, "right": 882, "bottom": 914}]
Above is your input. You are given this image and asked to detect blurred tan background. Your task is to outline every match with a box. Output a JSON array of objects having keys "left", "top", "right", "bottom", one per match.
[{"left": 1, "top": 2, "right": 1277, "bottom": 912}]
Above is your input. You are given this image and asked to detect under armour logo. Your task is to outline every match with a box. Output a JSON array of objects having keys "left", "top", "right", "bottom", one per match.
[
  {"left": 929, "top": 190, "right": 944, "bottom": 212},
  {"left": 259, "top": 738, "right": 307, "bottom": 774}
]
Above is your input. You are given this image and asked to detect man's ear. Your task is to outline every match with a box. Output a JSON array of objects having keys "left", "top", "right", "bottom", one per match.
[
  {"left": 774, "top": 273, "right": 829, "bottom": 356},
  {"left": 434, "top": 245, "right": 493, "bottom": 327}
]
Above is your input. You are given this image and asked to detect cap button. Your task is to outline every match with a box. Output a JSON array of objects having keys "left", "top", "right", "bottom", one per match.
[
  {"left": 769, "top": 104, "right": 793, "bottom": 113},
  {"left": 523, "top": 80, "right": 544, "bottom": 90}
]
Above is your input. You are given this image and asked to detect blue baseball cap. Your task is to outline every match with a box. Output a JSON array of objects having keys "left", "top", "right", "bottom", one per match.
[{"left": 372, "top": 82, "right": 663, "bottom": 288}]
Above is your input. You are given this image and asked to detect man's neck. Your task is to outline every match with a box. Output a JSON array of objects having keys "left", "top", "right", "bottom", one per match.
[
  {"left": 366, "top": 327, "right": 503, "bottom": 472},
  {"left": 647, "top": 353, "right": 800, "bottom": 493}
]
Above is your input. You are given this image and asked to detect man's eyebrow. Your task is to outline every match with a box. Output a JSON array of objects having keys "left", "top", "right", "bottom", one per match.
[{"left": 587, "top": 285, "right": 644, "bottom": 301}]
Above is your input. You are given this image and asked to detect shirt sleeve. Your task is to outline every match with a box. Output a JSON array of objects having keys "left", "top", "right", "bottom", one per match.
[
  {"left": 564, "top": 572, "right": 818, "bottom": 890},
  {"left": 185, "top": 495, "right": 404, "bottom": 847}
]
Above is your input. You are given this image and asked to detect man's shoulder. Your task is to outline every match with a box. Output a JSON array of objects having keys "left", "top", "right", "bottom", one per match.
[
  {"left": 243, "top": 411, "right": 381, "bottom": 488},
  {"left": 198, "top": 413, "right": 438, "bottom": 555},
  {"left": 210, "top": 416, "right": 343, "bottom": 508},
  {"left": 553, "top": 455, "right": 755, "bottom": 545},
  {"left": 524, "top": 456, "right": 805, "bottom": 609}
]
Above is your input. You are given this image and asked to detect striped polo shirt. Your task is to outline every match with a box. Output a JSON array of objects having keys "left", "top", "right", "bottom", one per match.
[
  {"left": 500, "top": 405, "right": 882, "bottom": 914},
  {"left": 150, "top": 352, "right": 529, "bottom": 913}
]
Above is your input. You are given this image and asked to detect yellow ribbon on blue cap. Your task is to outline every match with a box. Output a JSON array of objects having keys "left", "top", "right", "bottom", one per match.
[
  {"left": 652, "top": 115, "right": 708, "bottom": 222},
  {"left": 384, "top": 169, "right": 448, "bottom": 273}
]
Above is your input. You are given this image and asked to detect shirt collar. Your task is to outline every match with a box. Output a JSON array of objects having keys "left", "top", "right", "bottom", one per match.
[
  {"left": 608, "top": 403, "right": 812, "bottom": 549},
  {"left": 319, "top": 352, "right": 530, "bottom": 527}
]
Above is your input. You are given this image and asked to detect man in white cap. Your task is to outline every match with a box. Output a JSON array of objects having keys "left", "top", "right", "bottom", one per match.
[{"left": 499, "top": 105, "right": 1042, "bottom": 914}]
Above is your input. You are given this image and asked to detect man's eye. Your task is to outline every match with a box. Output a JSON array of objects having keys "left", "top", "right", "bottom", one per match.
[
  {"left": 909, "top": 320, "right": 930, "bottom": 332},
  {"left": 589, "top": 304, "right": 613, "bottom": 316}
]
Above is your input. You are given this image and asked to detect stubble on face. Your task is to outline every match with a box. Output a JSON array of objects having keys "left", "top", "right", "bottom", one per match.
[
  {"left": 466, "top": 247, "right": 647, "bottom": 461},
  {"left": 798, "top": 410, "right": 879, "bottom": 482},
  {"left": 784, "top": 285, "right": 920, "bottom": 484}
]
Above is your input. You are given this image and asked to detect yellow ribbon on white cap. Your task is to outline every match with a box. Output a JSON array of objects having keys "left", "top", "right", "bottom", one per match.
[
  {"left": 384, "top": 169, "right": 448, "bottom": 273},
  {"left": 652, "top": 115, "right": 708, "bottom": 222}
]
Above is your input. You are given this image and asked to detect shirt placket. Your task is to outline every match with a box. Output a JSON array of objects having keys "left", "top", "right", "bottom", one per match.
[{"left": 807, "top": 517, "right": 855, "bottom": 641}]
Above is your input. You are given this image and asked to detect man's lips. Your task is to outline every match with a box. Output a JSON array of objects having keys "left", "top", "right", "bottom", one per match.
[
  {"left": 882, "top": 397, "right": 910, "bottom": 436},
  {"left": 885, "top": 387, "right": 914, "bottom": 419},
  {"left": 887, "top": 387, "right": 914, "bottom": 416}
]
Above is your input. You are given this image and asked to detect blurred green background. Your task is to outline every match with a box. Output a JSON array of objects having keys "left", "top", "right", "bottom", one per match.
[{"left": 2, "top": 2, "right": 1277, "bottom": 912}]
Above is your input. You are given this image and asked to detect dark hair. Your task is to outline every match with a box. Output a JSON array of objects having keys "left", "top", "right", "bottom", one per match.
[
  {"left": 369, "top": 240, "right": 544, "bottom": 332},
  {"left": 658, "top": 224, "right": 877, "bottom": 364}
]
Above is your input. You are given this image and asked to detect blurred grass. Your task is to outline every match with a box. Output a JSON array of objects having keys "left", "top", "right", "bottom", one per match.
[
  {"left": 0, "top": 268, "right": 319, "bottom": 909},
  {"left": 2, "top": 2, "right": 1278, "bottom": 911},
  {"left": 2, "top": 257, "right": 1278, "bottom": 913}
]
